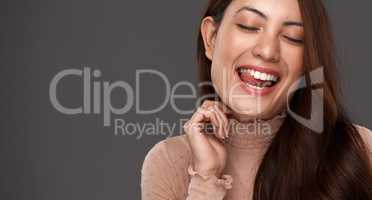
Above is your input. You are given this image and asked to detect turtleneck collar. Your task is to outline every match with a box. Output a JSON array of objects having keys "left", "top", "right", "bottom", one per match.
[{"left": 224, "top": 111, "right": 287, "bottom": 151}]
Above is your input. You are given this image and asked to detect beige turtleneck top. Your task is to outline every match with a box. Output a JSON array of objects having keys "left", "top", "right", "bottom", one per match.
[{"left": 141, "top": 114, "right": 372, "bottom": 200}]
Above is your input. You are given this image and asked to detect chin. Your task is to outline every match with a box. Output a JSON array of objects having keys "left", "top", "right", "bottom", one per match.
[
  {"left": 223, "top": 83, "right": 287, "bottom": 119},
  {"left": 228, "top": 99, "right": 269, "bottom": 117}
]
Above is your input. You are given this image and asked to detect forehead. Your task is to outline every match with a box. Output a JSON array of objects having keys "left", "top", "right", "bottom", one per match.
[{"left": 225, "top": 0, "right": 302, "bottom": 22}]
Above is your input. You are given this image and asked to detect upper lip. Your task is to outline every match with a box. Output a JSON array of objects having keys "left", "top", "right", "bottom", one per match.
[{"left": 236, "top": 64, "right": 282, "bottom": 78}]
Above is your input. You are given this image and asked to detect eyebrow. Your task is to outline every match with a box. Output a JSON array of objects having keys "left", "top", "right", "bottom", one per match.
[
  {"left": 236, "top": 6, "right": 267, "bottom": 19},
  {"left": 283, "top": 21, "right": 304, "bottom": 27},
  {"left": 235, "top": 6, "right": 304, "bottom": 27}
]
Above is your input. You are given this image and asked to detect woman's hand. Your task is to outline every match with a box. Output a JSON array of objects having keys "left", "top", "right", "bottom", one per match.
[{"left": 184, "top": 100, "right": 232, "bottom": 178}]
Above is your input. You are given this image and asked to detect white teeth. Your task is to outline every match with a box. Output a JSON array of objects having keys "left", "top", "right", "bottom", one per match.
[
  {"left": 254, "top": 71, "right": 260, "bottom": 79},
  {"left": 239, "top": 68, "right": 279, "bottom": 82},
  {"left": 261, "top": 73, "right": 267, "bottom": 80},
  {"left": 246, "top": 83, "right": 264, "bottom": 90}
]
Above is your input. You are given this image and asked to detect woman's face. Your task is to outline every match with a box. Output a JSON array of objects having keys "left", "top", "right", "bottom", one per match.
[{"left": 201, "top": 0, "right": 305, "bottom": 121}]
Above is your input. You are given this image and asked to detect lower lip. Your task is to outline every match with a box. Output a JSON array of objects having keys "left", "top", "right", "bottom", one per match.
[{"left": 235, "top": 71, "right": 279, "bottom": 96}]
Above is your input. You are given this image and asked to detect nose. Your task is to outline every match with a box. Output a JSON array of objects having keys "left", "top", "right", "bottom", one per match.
[{"left": 252, "top": 33, "right": 280, "bottom": 63}]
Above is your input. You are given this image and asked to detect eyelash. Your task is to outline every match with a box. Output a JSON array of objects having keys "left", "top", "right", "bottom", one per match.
[
  {"left": 282, "top": 35, "right": 304, "bottom": 44},
  {"left": 237, "top": 24, "right": 261, "bottom": 32},
  {"left": 237, "top": 24, "right": 304, "bottom": 45}
]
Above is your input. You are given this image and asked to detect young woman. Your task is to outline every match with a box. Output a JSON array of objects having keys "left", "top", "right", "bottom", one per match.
[{"left": 141, "top": 0, "right": 372, "bottom": 199}]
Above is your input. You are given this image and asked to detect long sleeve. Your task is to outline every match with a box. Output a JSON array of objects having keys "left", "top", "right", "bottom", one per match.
[{"left": 141, "top": 138, "right": 232, "bottom": 200}]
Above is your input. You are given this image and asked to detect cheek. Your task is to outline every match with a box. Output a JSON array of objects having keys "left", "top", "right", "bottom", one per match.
[
  {"left": 282, "top": 47, "right": 304, "bottom": 79},
  {"left": 213, "top": 27, "right": 257, "bottom": 67},
  {"left": 210, "top": 29, "right": 242, "bottom": 92},
  {"left": 211, "top": 28, "right": 258, "bottom": 84}
]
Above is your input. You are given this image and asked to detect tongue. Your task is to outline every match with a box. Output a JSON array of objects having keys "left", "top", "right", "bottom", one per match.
[{"left": 240, "top": 72, "right": 266, "bottom": 86}]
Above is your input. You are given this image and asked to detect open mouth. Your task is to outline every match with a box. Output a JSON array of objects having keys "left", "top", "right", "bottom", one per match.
[{"left": 236, "top": 66, "right": 281, "bottom": 90}]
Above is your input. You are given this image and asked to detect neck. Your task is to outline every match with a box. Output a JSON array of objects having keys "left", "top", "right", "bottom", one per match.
[{"left": 225, "top": 110, "right": 287, "bottom": 151}]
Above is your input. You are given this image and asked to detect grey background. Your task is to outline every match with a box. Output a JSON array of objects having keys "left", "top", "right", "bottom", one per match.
[{"left": 0, "top": 0, "right": 371, "bottom": 199}]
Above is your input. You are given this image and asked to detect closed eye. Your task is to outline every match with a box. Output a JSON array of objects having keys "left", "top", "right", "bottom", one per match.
[
  {"left": 282, "top": 35, "right": 303, "bottom": 45},
  {"left": 237, "top": 24, "right": 261, "bottom": 32},
  {"left": 237, "top": 24, "right": 304, "bottom": 45}
]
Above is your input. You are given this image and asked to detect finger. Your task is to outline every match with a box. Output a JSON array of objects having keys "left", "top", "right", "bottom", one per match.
[
  {"left": 215, "top": 101, "right": 234, "bottom": 117},
  {"left": 189, "top": 107, "right": 213, "bottom": 128},
  {"left": 206, "top": 107, "right": 226, "bottom": 140},
  {"left": 184, "top": 111, "right": 206, "bottom": 140},
  {"left": 192, "top": 101, "right": 225, "bottom": 139},
  {"left": 184, "top": 121, "right": 211, "bottom": 150},
  {"left": 185, "top": 108, "right": 215, "bottom": 143},
  {"left": 201, "top": 108, "right": 222, "bottom": 138},
  {"left": 213, "top": 106, "right": 230, "bottom": 138},
  {"left": 202, "top": 101, "right": 230, "bottom": 139}
]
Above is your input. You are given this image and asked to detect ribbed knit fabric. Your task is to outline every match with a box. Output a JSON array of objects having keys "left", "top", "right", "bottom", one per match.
[{"left": 141, "top": 114, "right": 372, "bottom": 200}]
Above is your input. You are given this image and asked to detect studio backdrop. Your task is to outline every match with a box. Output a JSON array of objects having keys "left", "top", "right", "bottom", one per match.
[{"left": 0, "top": 0, "right": 371, "bottom": 199}]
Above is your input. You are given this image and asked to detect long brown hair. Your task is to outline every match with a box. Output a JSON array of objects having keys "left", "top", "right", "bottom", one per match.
[{"left": 197, "top": 0, "right": 372, "bottom": 199}]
